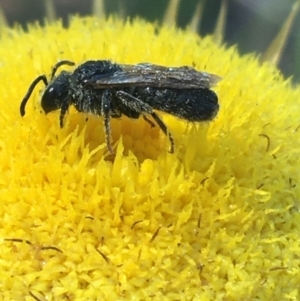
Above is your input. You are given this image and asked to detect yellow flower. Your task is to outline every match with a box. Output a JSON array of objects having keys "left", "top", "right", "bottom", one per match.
[{"left": 0, "top": 16, "right": 299, "bottom": 300}]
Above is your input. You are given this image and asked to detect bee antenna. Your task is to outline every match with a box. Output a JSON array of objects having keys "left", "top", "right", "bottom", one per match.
[
  {"left": 20, "top": 75, "right": 48, "bottom": 117},
  {"left": 51, "top": 60, "right": 75, "bottom": 79}
]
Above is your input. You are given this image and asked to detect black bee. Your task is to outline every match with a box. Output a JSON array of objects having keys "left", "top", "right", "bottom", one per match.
[{"left": 20, "top": 60, "right": 220, "bottom": 154}]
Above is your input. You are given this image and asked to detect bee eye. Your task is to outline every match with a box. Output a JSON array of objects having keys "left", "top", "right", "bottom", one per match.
[{"left": 41, "top": 85, "right": 60, "bottom": 113}]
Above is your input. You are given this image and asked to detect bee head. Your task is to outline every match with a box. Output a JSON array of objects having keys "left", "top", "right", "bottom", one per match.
[{"left": 41, "top": 72, "right": 70, "bottom": 114}]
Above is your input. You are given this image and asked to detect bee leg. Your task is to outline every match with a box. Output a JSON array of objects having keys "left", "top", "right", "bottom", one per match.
[
  {"left": 115, "top": 90, "right": 152, "bottom": 114},
  {"left": 101, "top": 90, "right": 114, "bottom": 155},
  {"left": 143, "top": 115, "right": 156, "bottom": 128},
  {"left": 59, "top": 96, "right": 71, "bottom": 128},
  {"left": 150, "top": 112, "right": 174, "bottom": 153},
  {"left": 115, "top": 91, "right": 174, "bottom": 153}
]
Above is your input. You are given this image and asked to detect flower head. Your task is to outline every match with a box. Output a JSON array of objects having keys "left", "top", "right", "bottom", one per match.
[{"left": 0, "top": 16, "right": 299, "bottom": 300}]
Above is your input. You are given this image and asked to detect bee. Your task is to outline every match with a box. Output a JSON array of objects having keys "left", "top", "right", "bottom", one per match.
[{"left": 20, "top": 60, "right": 220, "bottom": 154}]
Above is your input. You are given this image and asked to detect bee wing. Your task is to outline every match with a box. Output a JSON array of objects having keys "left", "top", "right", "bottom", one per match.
[{"left": 89, "top": 63, "right": 221, "bottom": 89}]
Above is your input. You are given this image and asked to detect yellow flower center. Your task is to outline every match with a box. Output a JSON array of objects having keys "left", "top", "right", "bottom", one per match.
[{"left": 0, "top": 16, "right": 299, "bottom": 300}]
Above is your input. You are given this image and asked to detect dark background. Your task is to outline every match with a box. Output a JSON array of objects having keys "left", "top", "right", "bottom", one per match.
[{"left": 1, "top": 0, "right": 299, "bottom": 82}]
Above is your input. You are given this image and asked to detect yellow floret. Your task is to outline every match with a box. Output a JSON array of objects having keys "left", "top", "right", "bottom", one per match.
[{"left": 0, "top": 16, "right": 299, "bottom": 300}]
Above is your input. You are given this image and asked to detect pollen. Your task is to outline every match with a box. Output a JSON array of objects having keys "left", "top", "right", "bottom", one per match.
[{"left": 0, "top": 16, "right": 299, "bottom": 300}]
